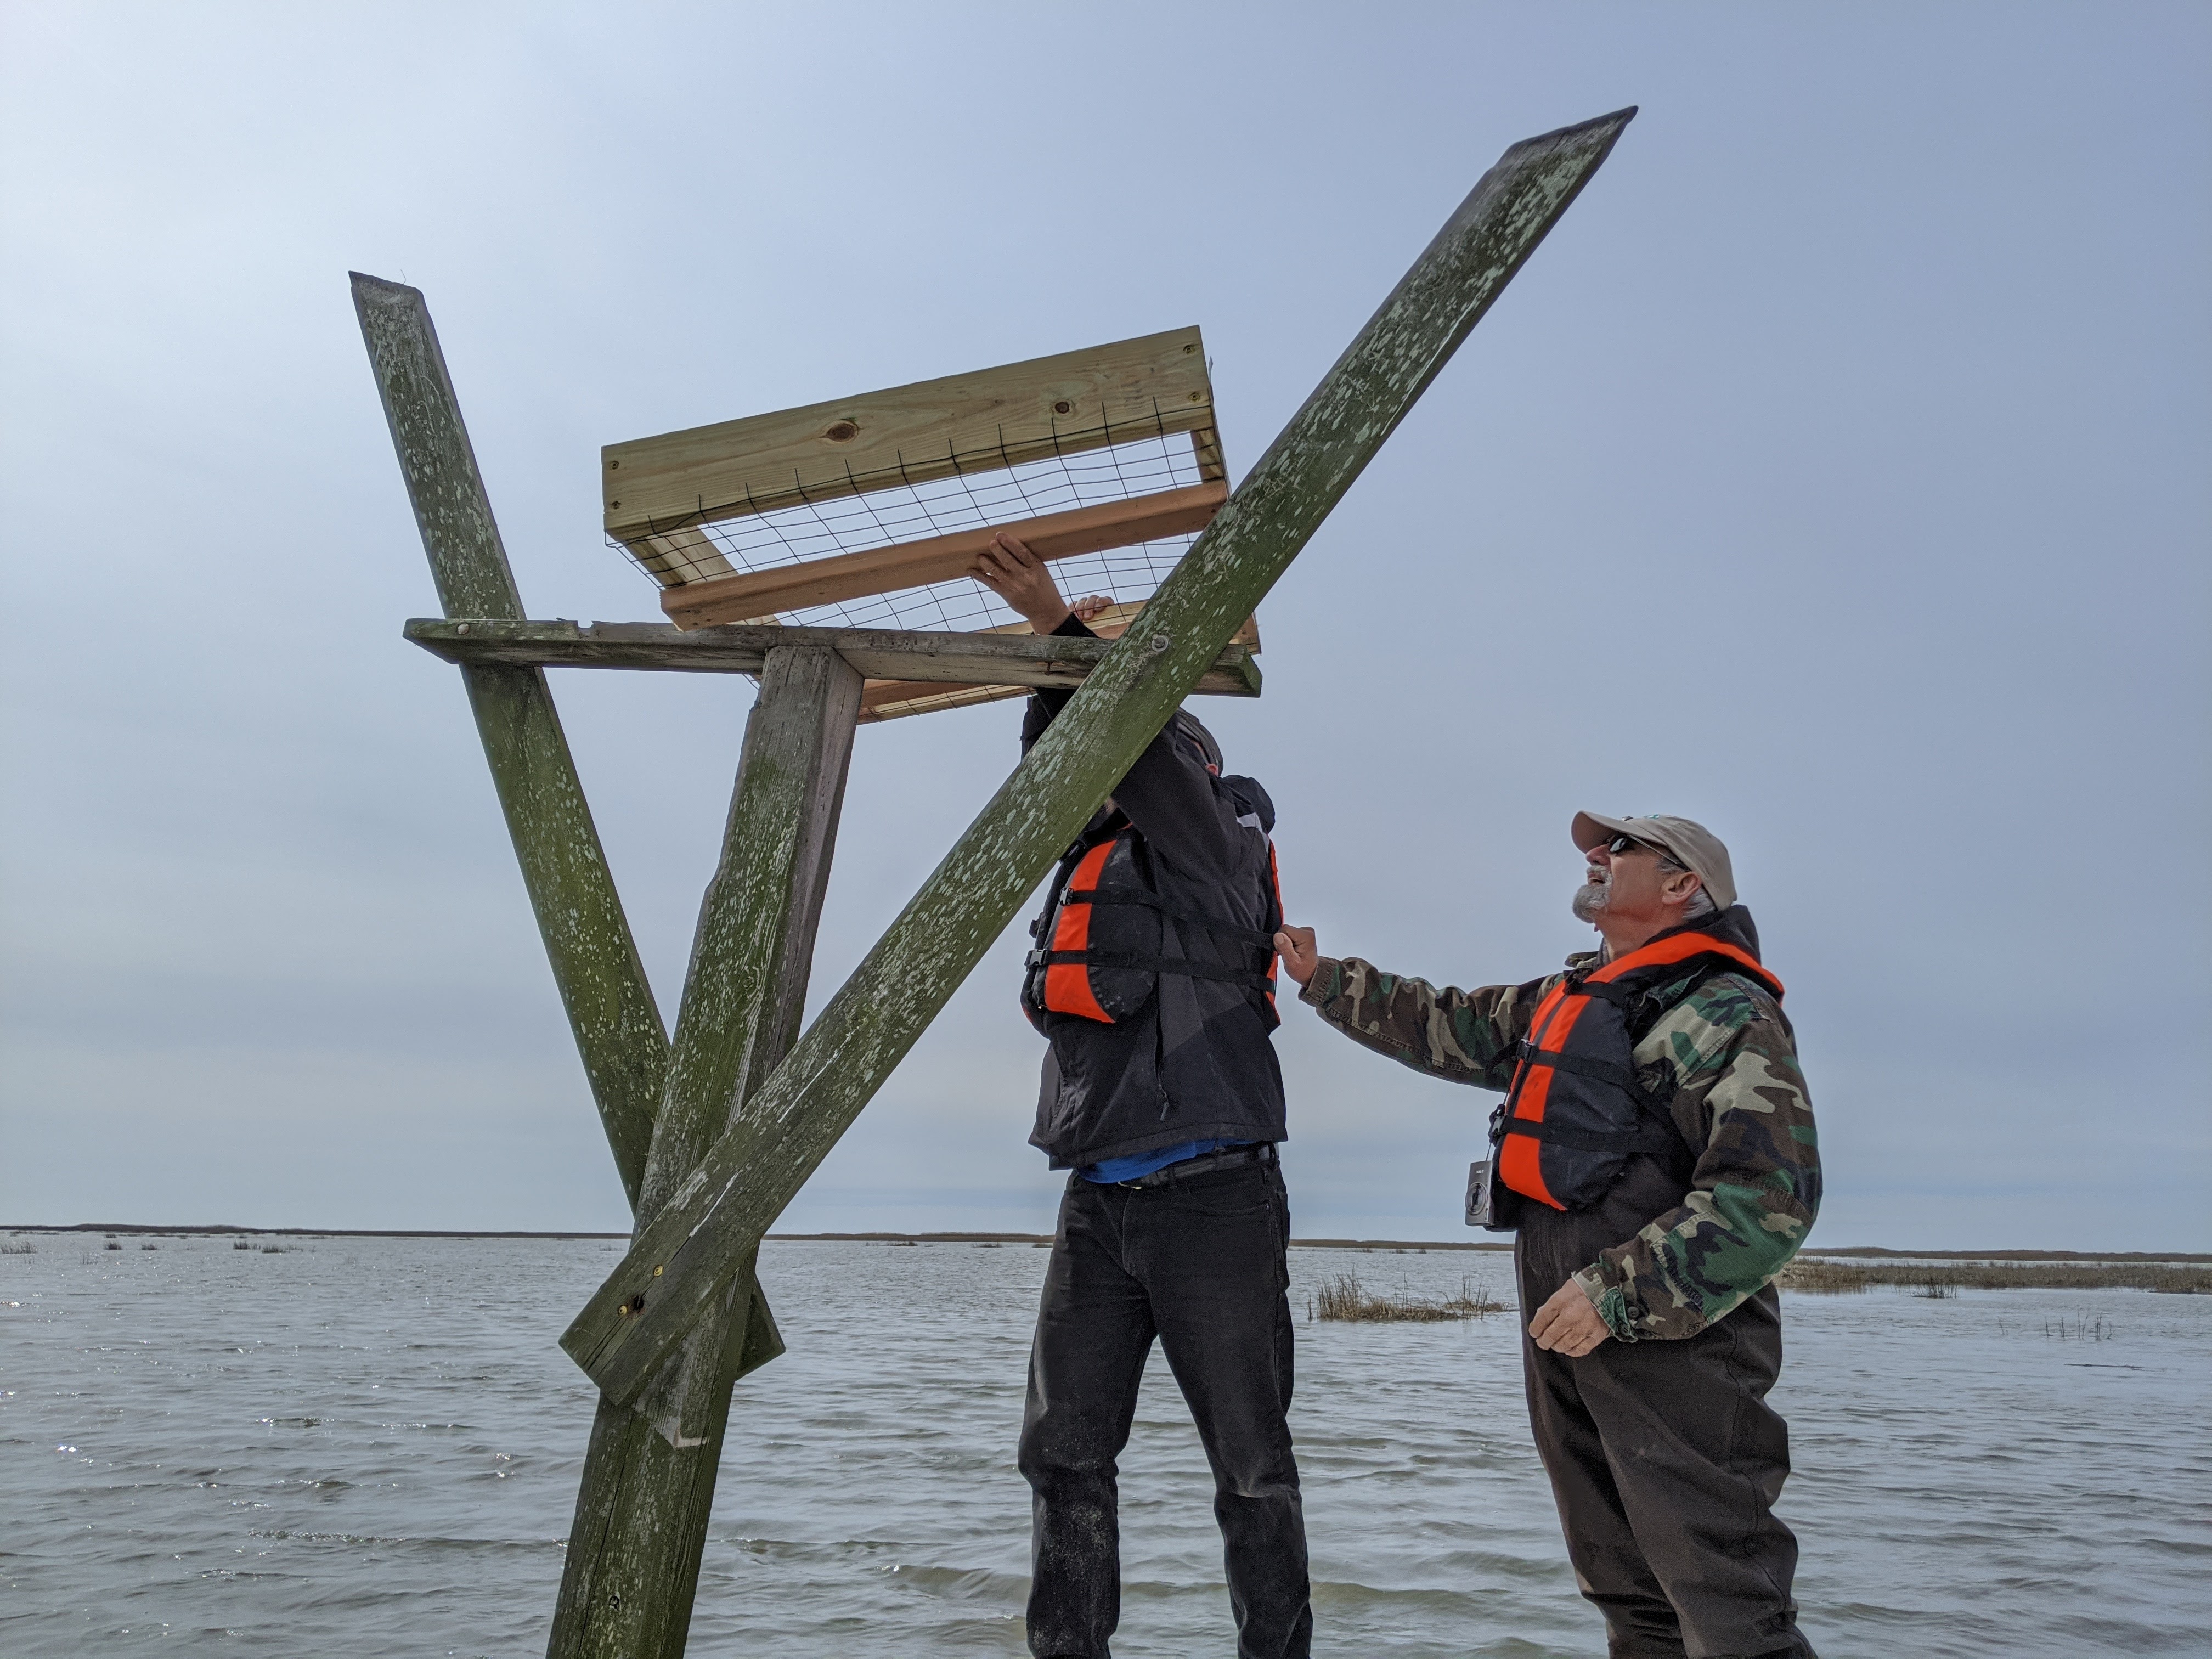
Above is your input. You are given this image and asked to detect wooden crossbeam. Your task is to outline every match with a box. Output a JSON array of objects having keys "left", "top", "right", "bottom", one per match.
[
  {"left": 603, "top": 326, "right": 1214, "bottom": 541},
  {"left": 656, "top": 481, "right": 1228, "bottom": 630},
  {"left": 402, "top": 617, "right": 1264, "bottom": 699},
  {"left": 560, "top": 108, "right": 1641, "bottom": 1408}
]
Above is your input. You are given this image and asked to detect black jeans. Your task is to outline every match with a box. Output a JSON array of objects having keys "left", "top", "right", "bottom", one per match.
[{"left": 1019, "top": 1160, "right": 1311, "bottom": 1659}]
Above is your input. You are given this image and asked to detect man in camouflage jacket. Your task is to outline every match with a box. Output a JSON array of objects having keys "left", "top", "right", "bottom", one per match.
[{"left": 1276, "top": 813, "right": 1819, "bottom": 1659}]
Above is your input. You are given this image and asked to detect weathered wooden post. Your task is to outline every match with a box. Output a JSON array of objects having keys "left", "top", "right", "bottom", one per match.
[
  {"left": 561, "top": 106, "right": 1638, "bottom": 1405},
  {"left": 549, "top": 644, "right": 860, "bottom": 1658}
]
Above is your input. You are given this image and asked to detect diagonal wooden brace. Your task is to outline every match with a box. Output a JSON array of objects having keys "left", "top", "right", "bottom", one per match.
[
  {"left": 351, "top": 272, "right": 673, "bottom": 1208},
  {"left": 560, "top": 106, "right": 1639, "bottom": 1404}
]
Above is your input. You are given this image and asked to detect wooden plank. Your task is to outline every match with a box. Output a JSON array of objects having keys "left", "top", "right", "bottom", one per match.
[
  {"left": 351, "top": 273, "right": 670, "bottom": 1209},
  {"left": 857, "top": 605, "right": 1262, "bottom": 724},
  {"left": 558, "top": 108, "right": 1641, "bottom": 1404},
  {"left": 1189, "top": 423, "right": 1227, "bottom": 484},
  {"left": 402, "top": 617, "right": 1263, "bottom": 698},
  {"left": 658, "top": 480, "right": 1227, "bottom": 630},
  {"left": 969, "top": 601, "right": 1261, "bottom": 652},
  {"left": 623, "top": 526, "right": 735, "bottom": 587},
  {"left": 548, "top": 645, "right": 861, "bottom": 1658},
  {"left": 859, "top": 681, "right": 1026, "bottom": 722},
  {"left": 604, "top": 325, "right": 1212, "bottom": 541}
]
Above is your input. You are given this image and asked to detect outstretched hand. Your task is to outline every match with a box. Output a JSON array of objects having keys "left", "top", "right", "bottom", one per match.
[{"left": 1274, "top": 925, "right": 1320, "bottom": 986}]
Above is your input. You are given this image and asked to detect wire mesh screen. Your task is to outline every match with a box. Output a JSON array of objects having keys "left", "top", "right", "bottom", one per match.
[{"left": 612, "top": 425, "right": 1208, "bottom": 633}]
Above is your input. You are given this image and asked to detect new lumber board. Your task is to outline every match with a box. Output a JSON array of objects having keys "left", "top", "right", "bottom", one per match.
[
  {"left": 403, "top": 617, "right": 1264, "bottom": 698},
  {"left": 624, "top": 525, "right": 735, "bottom": 586},
  {"left": 857, "top": 605, "right": 1260, "bottom": 723},
  {"left": 603, "top": 326, "right": 1212, "bottom": 541},
  {"left": 658, "top": 481, "right": 1228, "bottom": 630}
]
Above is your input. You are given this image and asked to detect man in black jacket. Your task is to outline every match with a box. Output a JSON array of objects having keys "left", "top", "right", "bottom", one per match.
[{"left": 973, "top": 532, "right": 1310, "bottom": 1659}]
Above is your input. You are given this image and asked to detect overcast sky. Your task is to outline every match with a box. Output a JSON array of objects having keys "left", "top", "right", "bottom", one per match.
[{"left": 3, "top": 3, "right": 2205, "bottom": 1250}]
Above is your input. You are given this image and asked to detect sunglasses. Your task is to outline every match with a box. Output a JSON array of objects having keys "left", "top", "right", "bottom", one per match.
[{"left": 1602, "top": 833, "right": 1684, "bottom": 868}]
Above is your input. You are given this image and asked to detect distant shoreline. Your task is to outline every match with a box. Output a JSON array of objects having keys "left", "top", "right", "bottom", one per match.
[{"left": 4, "top": 1222, "right": 2205, "bottom": 1262}]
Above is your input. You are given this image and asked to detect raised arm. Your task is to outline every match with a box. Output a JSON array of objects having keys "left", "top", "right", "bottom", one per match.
[
  {"left": 1277, "top": 926, "right": 1550, "bottom": 1091},
  {"left": 977, "top": 531, "right": 1239, "bottom": 878}
]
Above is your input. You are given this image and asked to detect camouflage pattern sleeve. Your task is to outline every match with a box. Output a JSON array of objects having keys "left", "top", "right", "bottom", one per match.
[
  {"left": 1572, "top": 981, "right": 1821, "bottom": 1342},
  {"left": 1298, "top": 955, "right": 1560, "bottom": 1092}
]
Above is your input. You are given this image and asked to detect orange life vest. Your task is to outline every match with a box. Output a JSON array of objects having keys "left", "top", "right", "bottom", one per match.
[
  {"left": 1023, "top": 829, "right": 1282, "bottom": 1025},
  {"left": 1487, "top": 929, "right": 1784, "bottom": 1215}
]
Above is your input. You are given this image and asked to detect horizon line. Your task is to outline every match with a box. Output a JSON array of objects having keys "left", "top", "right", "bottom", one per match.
[{"left": 3, "top": 1223, "right": 2205, "bottom": 1263}]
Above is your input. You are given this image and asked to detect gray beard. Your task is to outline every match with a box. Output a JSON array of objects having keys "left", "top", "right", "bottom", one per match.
[{"left": 1571, "top": 874, "right": 1609, "bottom": 923}]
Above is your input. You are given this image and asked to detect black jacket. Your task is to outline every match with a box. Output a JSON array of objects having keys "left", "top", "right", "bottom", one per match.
[{"left": 1020, "top": 618, "right": 1286, "bottom": 1168}]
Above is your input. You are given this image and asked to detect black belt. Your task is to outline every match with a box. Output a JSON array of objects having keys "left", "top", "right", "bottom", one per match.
[{"left": 1114, "top": 1141, "right": 1278, "bottom": 1189}]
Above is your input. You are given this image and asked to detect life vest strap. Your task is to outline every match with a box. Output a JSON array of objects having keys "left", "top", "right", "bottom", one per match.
[
  {"left": 1515, "top": 1040, "right": 1664, "bottom": 1112},
  {"left": 1569, "top": 979, "right": 1643, "bottom": 1011},
  {"left": 1080, "top": 891, "right": 1280, "bottom": 951},
  {"left": 1028, "top": 947, "right": 1275, "bottom": 991},
  {"left": 1499, "top": 1116, "right": 1686, "bottom": 1157}
]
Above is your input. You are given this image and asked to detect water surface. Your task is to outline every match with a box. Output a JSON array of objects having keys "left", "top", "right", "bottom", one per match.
[{"left": 3, "top": 1235, "right": 2205, "bottom": 1655}]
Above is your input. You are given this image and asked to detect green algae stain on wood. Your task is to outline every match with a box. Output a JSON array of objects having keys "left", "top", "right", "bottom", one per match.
[{"left": 352, "top": 273, "right": 669, "bottom": 1207}]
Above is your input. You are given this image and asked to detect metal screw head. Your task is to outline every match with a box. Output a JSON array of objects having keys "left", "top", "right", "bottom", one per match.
[
  {"left": 652, "top": 1265, "right": 663, "bottom": 1277},
  {"left": 609, "top": 459, "right": 620, "bottom": 469},
  {"left": 1188, "top": 391, "right": 1204, "bottom": 403},
  {"left": 1183, "top": 342, "right": 1198, "bottom": 354},
  {"left": 1149, "top": 634, "right": 1171, "bottom": 654},
  {"left": 1053, "top": 400, "right": 1071, "bottom": 415},
  {"left": 456, "top": 622, "right": 470, "bottom": 634}
]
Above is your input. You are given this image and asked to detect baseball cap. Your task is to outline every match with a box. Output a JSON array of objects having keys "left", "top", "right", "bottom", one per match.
[{"left": 1571, "top": 812, "right": 1736, "bottom": 911}]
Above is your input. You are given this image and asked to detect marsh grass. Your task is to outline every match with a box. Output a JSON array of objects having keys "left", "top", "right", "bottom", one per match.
[
  {"left": 1310, "top": 1273, "right": 1504, "bottom": 1323},
  {"left": 1779, "top": 1260, "right": 2209, "bottom": 1295},
  {"left": 0, "top": 1238, "right": 35, "bottom": 1255},
  {"left": 2042, "top": 1314, "right": 2117, "bottom": 1341}
]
